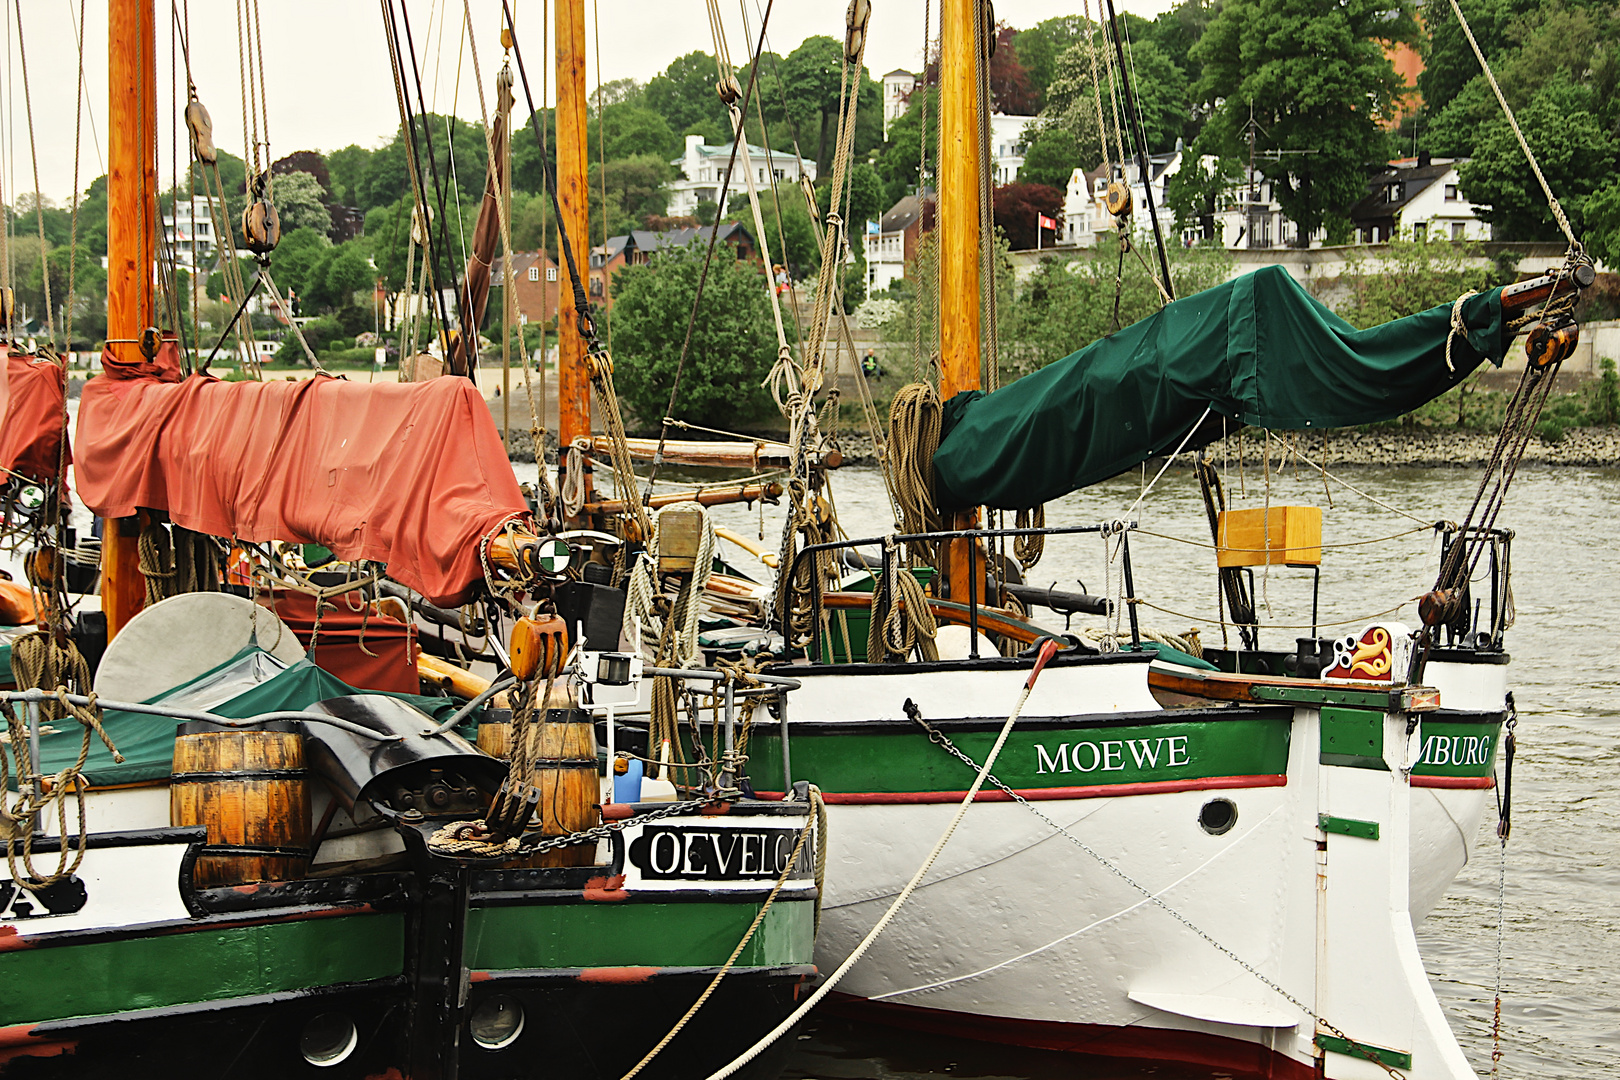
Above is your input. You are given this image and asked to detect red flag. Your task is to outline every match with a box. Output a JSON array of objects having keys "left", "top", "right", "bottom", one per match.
[{"left": 1038, "top": 214, "right": 1058, "bottom": 231}]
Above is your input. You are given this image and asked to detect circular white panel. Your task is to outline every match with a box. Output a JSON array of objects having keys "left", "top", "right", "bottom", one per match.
[{"left": 94, "top": 592, "right": 305, "bottom": 702}]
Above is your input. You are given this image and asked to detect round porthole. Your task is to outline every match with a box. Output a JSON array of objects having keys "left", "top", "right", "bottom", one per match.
[
  {"left": 1199, "top": 798, "right": 1238, "bottom": 836},
  {"left": 300, "top": 1012, "right": 358, "bottom": 1067},
  {"left": 469, "top": 995, "right": 525, "bottom": 1051}
]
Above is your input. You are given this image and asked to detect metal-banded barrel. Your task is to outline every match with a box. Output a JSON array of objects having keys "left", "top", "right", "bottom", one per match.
[
  {"left": 478, "top": 707, "right": 600, "bottom": 868},
  {"left": 170, "top": 720, "right": 311, "bottom": 887}
]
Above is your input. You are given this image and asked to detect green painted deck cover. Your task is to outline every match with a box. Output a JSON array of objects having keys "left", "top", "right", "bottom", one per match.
[
  {"left": 933, "top": 266, "right": 1505, "bottom": 509},
  {"left": 34, "top": 648, "right": 463, "bottom": 786}
]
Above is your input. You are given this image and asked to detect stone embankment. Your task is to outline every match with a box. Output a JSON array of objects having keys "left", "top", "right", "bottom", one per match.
[{"left": 820, "top": 426, "right": 1620, "bottom": 469}]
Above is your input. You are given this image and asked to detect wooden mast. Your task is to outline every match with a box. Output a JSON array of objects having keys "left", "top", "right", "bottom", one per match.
[
  {"left": 938, "top": 0, "right": 982, "bottom": 606},
  {"left": 101, "top": 0, "right": 157, "bottom": 638},
  {"left": 555, "top": 0, "right": 590, "bottom": 448}
]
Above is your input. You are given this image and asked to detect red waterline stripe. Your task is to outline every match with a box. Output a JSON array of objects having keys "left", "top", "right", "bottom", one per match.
[
  {"left": 814, "top": 774, "right": 1287, "bottom": 805},
  {"left": 825, "top": 994, "right": 1314, "bottom": 1080},
  {"left": 1411, "top": 774, "right": 1495, "bottom": 789}
]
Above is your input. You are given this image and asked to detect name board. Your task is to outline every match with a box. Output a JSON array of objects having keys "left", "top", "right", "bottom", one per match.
[
  {"left": 626, "top": 825, "right": 809, "bottom": 882},
  {"left": 1035, "top": 735, "right": 1191, "bottom": 775}
]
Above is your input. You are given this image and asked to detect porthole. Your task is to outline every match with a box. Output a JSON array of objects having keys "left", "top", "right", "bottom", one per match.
[
  {"left": 469, "top": 995, "right": 525, "bottom": 1051},
  {"left": 1199, "top": 798, "right": 1237, "bottom": 836},
  {"left": 300, "top": 1012, "right": 358, "bottom": 1067}
]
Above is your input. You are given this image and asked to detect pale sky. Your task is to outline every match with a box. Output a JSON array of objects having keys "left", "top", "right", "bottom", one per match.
[{"left": 1, "top": 0, "right": 1174, "bottom": 206}]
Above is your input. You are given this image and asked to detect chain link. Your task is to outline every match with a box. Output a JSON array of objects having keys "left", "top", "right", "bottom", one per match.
[
  {"left": 511, "top": 792, "right": 730, "bottom": 857},
  {"left": 908, "top": 711, "right": 1407, "bottom": 1080}
]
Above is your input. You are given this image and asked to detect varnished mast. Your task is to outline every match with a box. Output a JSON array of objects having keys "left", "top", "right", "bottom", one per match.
[
  {"left": 938, "top": 0, "right": 983, "bottom": 606},
  {"left": 555, "top": 0, "right": 591, "bottom": 447},
  {"left": 101, "top": 0, "right": 157, "bottom": 638}
]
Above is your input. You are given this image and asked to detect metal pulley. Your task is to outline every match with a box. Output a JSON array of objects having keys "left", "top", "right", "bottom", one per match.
[
  {"left": 1526, "top": 318, "right": 1579, "bottom": 370},
  {"left": 184, "top": 97, "right": 217, "bottom": 165},
  {"left": 241, "top": 171, "right": 280, "bottom": 256}
]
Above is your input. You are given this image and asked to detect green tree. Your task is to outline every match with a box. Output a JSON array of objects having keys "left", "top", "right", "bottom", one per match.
[
  {"left": 1013, "top": 16, "right": 1092, "bottom": 110},
  {"left": 1045, "top": 37, "right": 1190, "bottom": 157},
  {"left": 645, "top": 51, "right": 731, "bottom": 138},
  {"left": 1165, "top": 143, "right": 1240, "bottom": 239},
  {"left": 875, "top": 85, "right": 937, "bottom": 208},
  {"left": 1192, "top": 0, "right": 1415, "bottom": 242},
  {"left": 273, "top": 226, "right": 333, "bottom": 300},
  {"left": 773, "top": 37, "right": 852, "bottom": 177},
  {"left": 1330, "top": 232, "right": 1495, "bottom": 327},
  {"left": 207, "top": 256, "right": 259, "bottom": 302},
  {"left": 730, "top": 184, "right": 819, "bottom": 277},
  {"left": 594, "top": 154, "right": 676, "bottom": 222},
  {"left": 1149, "top": 0, "right": 1216, "bottom": 74},
  {"left": 609, "top": 243, "right": 776, "bottom": 427},
  {"left": 305, "top": 243, "right": 374, "bottom": 313},
  {"left": 1458, "top": 73, "right": 1616, "bottom": 240},
  {"left": 274, "top": 171, "right": 332, "bottom": 236},
  {"left": 590, "top": 103, "right": 681, "bottom": 161},
  {"left": 326, "top": 144, "right": 371, "bottom": 207},
  {"left": 1018, "top": 122, "right": 1088, "bottom": 189}
]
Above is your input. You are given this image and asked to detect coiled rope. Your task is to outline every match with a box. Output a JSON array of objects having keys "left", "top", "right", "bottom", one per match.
[{"left": 883, "top": 383, "right": 943, "bottom": 566}]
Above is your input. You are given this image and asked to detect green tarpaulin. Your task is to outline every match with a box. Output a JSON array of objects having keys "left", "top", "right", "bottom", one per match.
[
  {"left": 31, "top": 649, "right": 463, "bottom": 787},
  {"left": 933, "top": 265, "right": 1506, "bottom": 510}
]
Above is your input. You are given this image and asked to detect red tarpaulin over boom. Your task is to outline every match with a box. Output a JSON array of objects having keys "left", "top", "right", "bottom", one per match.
[
  {"left": 0, "top": 347, "right": 73, "bottom": 485},
  {"left": 76, "top": 371, "right": 528, "bottom": 606}
]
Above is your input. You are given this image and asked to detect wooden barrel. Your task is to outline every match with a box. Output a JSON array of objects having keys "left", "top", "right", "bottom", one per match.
[
  {"left": 534, "top": 708, "right": 601, "bottom": 868},
  {"left": 170, "top": 721, "right": 311, "bottom": 887}
]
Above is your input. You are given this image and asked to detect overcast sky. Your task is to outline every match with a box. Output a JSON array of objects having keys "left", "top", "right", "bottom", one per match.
[{"left": 2, "top": 1, "right": 1175, "bottom": 205}]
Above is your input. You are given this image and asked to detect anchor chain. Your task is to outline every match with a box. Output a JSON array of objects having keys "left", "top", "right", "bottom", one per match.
[{"left": 428, "top": 792, "right": 729, "bottom": 860}]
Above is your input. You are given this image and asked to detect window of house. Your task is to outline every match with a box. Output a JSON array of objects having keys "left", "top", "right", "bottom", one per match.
[
  {"left": 590, "top": 276, "right": 604, "bottom": 297},
  {"left": 1413, "top": 222, "right": 1427, "bottom": 242},
  {"left": 1387, "top": 183, "right": 1402, "bottom": 203},
  {"left": 528, "top": 266, "right": 540, "bottom": 282},
  {"left": 590, "top": 252, "right": 604, "bottom": 268},
  {"left": 1452, "top": 222, "right": 1466, "bottom": 240},
  {"left": 1444, "top": 184, "right": 1458, "bottom": 201},
  {"left": 774, "top": 169, "right": 785, "bottom": 180},
  {"left": 546, "top": 267, "right": 558, "bottom": 281}
]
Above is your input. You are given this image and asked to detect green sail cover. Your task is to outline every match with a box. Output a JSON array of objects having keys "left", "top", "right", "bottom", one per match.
[
  {"left": 32, "top": 650, "right": 462, "bottom": 786},
  {"left": 933, "top": 265, "right": 1506, "bottom": 510}
]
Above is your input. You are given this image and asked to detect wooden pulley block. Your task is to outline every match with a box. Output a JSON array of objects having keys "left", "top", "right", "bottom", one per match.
[
  {"left": 510, "top": 614, "right": 569, "bottom": 681},
  {"left": 1418, "top": 587, "right": 1463, "bottom": 628},
  {"left": 846, "top": 0, "right": 872, "bottom": 62},
  {"left": 184, "top": 98, "right": 217, "bottom": 164},
  {"left": 1526, "top": 320, "right": 1578, "bottom": 369},
  {"left": 140, "top": 326, "right": 162, "bottom": 360},
  {"left": 1106, "top": 181, "right": 1133, "bottom": 218},
  {"left": 657, "top": 508, "right": 705, "bottom": 574},
  {"left": 716, "top": 72, "right": 743, "bottom": 105},
  {"left": 242, "top": 199, "right": 280, "bottom": 255}
]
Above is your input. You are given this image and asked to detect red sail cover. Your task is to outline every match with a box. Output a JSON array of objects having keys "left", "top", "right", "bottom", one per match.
[
  {"left": 76, "top": 372, "right": 528, "bottom": 606},
  {"left": 0, "top": 347, "right": 73, "bottom": 485}
]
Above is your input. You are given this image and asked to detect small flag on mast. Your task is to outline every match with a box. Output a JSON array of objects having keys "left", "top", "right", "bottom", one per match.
[{"left": 1037, "top": 214, "right": 1058, "bottom": 231}]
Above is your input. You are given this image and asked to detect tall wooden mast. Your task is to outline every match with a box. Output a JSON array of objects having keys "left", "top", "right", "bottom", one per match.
[
  {"left": 101, "top": 0, "right": 157, "bottom": 638},
  {"left": 555, "top": 0, "right": 591, "bottom": 447},
  {"left": 937, "top": 0, "right": 981, "bottom": 402}
]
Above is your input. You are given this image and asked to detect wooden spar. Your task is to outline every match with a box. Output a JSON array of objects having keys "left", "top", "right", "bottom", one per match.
[
  {"left": 582, "top": 481, "right": 784, "bottom": 516},
  {"left": 1500, "top": 262, "right": 1595, "bottom": 315},
  {"left": 938, "top": 0, "right": 983, "bottom": 605},
  {"left": 583, "top": 436, "right": 839, "bottom": 470},
  {"left": 102, "top": 0, "right": 157, "bottom": 640},
  {"left": 555, "top": 0, "right": 591, "bottom": 447},
  {"left": 937, "top": 0, "right": 981, "bottom": 401}
]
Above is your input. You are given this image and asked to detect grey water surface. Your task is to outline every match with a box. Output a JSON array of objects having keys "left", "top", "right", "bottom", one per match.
[{"left": 650, "top": 460, "right": 1619, "bottom": 1080}]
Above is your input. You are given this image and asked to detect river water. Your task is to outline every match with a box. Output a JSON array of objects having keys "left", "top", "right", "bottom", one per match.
[{"left": 630, "top": 458, "right": 1620, "bottom": 1080}]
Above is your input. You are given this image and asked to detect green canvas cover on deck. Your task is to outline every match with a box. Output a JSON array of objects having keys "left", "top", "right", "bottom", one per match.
[
  {"left": 933, "top": 265, "right": 1506, "bottom": 510},
  {"left": 32, "top": 649, "right": 463, "bottom": 787}
]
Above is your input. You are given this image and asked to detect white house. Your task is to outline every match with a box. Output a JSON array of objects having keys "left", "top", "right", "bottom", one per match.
[
  {"left": 987, "top": 114, "right": 1039, "bottom": 185},
  {"left": 665, "top": 134, "right": 816, "bottom": 218},
  {"left": 1349, "top": 156, "right": 1491, "bottom": 243},
  {"left": 1060, "top": 147, "right": 1181, "bottom": 249},
  {"left": 867, "top": 194, "right": 926, "bottom": 292},
  {"left": 163, "top": 194, "right": 220, "bottom": 271},
  {"left": 882, "top": 69, "right": 916, "bottom": 138}
]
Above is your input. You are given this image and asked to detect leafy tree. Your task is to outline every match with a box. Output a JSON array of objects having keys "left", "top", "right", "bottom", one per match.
[
  {"left": 609, "top": 242, "right": 776, "bottom": 428},
  {"left": 1418, "top": 0, "right": 1514, "bottom": 124},
  {"left": 590, "top": 103, "right": 680, "bottom": 161},
  {"left": 1459, "top": 73, "right": 1618, "bottom": 239},
  {"left": 694, "top": 199, "right": 718, "bottom": 226},
  {"left": 7, "top": 194, "right": 72, "bottom": 248},
  {"left": 1013, "top": 16, "right": 1092, "bottom": 111},
  {"left": 326, "top": 144, "right": 371, "bottom": 207},
  {"left": 992, "top": 182, "right": 1064, "bottom": 249},
  {"left": 304, "top": 242, "right": 374, "bottom": 313},
  {"left": 207, "top": 256, "right": 259, "bottom": 302},
  {"left": 1149, "top": 0, "right": 1216, "bottom": 74},
  {"left": 814, "top": 164, "right": 885, "bottom": 235},
  {"left": 1329, "top": 232, "right": 1495, "bottom": 328},
  {"left": 1165, "top": 143, "right": 1241, "bottom": 239},
  {"left": 1192, "top": 0, "right": 1416, "bottom": 243},
  {"left": 774, "top": 36, "right": 851, "bottom": 177},
  {"left": 730, "top": 184, "right": 819, "bottom": 277},
  {"left": 275, "top": 171, "right": 332, "bottom": 236},
  {"left": 990, "top": 25, "right": 1039, "bottom": 115},
  {"left": 73, "top": 175, "right": 111, "bottom": 257},
  {"left": 1045, "top": 37, "right": 1190, "bottom": 157},
  {"left": 356, "top": 114, "right": 487, "bottom": 215},
  {"left": 1018, "top": 122, "right": 1088, "bottom": 189},
  {"left": 594, "top": 155, "right": 675, "bottom": 222},
  {"left": 271, "top": 226, "right": 332, "bottom": 301},
  {"left": 512, "top": 108, "right": 558, "bottom": 195},
  {"left": 645, "top": 51, "right": 731, "bottom": 138},
  {"left": 588, "top": 78, "right": 646, "bottom": 114}
]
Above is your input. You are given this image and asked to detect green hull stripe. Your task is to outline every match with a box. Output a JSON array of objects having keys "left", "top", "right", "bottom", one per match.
[
  {"left": 1411, "top": 720, "right": 1500, "bottom": 778},
  {"left": 747, "top": 717, "right": 1290, "bottom": 794},
  {"left": 467, "top": 899, "right": 815, "bottom": 971},
  {"left": 0, "top": 912, "right": 404, "bottom": 1026}
]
